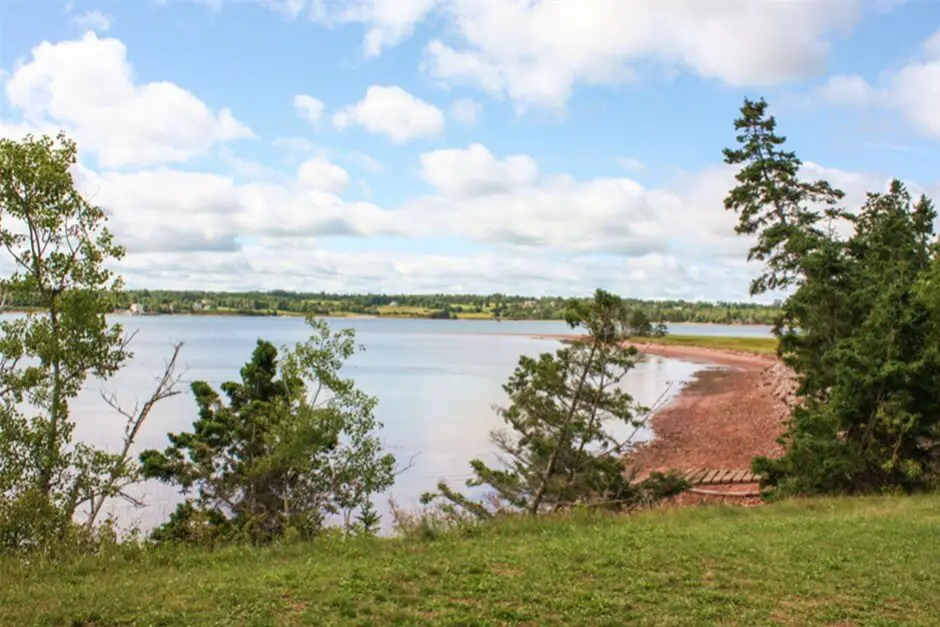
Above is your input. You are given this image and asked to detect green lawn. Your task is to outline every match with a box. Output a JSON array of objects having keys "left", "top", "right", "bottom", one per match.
[
  {"left": 3, "top": 495, "right": 939, "bottom": 626},
  {"left": 633, "top": 334, "right": 779, "bottom": 354}
]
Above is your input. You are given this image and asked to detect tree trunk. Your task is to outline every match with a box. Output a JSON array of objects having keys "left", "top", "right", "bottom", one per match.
[{"left": 529, "top": 341, "right": 598, "bottom": 515}]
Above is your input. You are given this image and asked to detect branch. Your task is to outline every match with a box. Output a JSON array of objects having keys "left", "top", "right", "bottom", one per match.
[
  {"left": 85, "top": 342, "right": 185, "bottom": 529},
  {"left": 599, "top": 382, "right": 676, "bottom": 458},
  {"left": 394, "top": 451, "right": 420, "bottom": 477}
]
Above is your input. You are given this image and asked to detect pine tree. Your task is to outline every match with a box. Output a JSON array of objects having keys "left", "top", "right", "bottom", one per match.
[
  {"left": 724, "top": 99, "right": 940, "bottom": 494},
  {"left": 140, "top": 317, "right": 397, "bottom": 544},
  {"left": 422, "top": 290, "right": 686, "bottom": 518}
]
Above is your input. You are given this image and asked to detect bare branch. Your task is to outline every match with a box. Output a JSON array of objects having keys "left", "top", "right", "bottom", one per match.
[
  {"left": 394, "top": 451, "right": 421, "bottom": 477},
  {"left": 85, "top": 342, "right": 185, "bottom": 529}
]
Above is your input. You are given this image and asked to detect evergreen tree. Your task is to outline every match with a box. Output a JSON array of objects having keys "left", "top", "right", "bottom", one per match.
[
  {"left": 724, "top": 99, "right": 940, "bottom": 494},
  {"left": 140, "top": 317, "right": 396, "bottom": 544},
  {"left": 723, "top": 98, "right": 845, "bottom": 296},
  {"left": 422, "top": 290, "right": 686, "bottom": 518}
]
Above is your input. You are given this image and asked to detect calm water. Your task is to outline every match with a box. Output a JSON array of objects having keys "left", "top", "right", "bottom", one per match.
[{"left": 27, "top": 316, "right": 771, "bottom": 531}]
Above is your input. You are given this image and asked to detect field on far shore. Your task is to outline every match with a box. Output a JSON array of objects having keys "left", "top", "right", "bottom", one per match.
[{"left": 2, "top": 495, "right": 938, "bottom": 626}]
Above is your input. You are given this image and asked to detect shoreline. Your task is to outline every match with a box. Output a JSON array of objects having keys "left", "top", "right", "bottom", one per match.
[
  {"left": 523, "top": 333, "right": 788, "bottom": 497},
  {"left": 2, "top": 309, "right": 775, "bottom": 327},
  {"left": 629, "top": 344, "right": 793, "bottom": 501},
  {"left": 624, "top": 340, "right": 777, "bottom": 369}
]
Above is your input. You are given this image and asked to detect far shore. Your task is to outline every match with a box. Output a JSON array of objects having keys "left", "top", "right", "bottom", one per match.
[{"left": 1, "top": 308, "right": 774, "bottom": 327}]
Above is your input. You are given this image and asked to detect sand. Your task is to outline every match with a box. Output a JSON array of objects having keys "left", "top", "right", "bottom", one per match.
[{"left": 625, "top": 342, "right": 798, "bottom": 505}]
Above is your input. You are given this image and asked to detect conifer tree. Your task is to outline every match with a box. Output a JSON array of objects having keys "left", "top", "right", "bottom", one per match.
[
  {"left": 423, "top": 290, "right": 685, "bottom": 518},
  {"left": 724, "top": 99, "right": 940, "bottom": 494}
]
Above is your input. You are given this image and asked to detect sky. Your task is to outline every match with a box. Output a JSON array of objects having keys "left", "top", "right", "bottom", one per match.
[{"left": 1, "top": 0, "right": 939, "bottom": 302}]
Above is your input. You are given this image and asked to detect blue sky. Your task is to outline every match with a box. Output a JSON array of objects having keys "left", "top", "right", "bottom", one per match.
[{"left": 1, "top": 0, "right": 939, "bottom": 301}]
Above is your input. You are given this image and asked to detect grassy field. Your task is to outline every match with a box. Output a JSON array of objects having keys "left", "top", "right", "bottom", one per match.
[
  {"left": 2, "top": 495, "right": 939, "bottom": 626},
  {"left": 632, "top": 334, "right": 779, "bottom": 354}
]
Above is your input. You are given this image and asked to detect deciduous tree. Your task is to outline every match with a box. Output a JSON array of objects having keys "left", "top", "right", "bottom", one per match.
[{"left": 0, "top": 132, "right": 182, "bottom": 552}]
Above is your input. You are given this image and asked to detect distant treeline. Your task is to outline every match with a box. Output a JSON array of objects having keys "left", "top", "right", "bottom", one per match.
[{"left": 51, "top": 290, "right": 789, "bottom": 324}]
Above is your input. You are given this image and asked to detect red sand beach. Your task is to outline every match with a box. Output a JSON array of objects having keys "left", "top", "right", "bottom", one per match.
[
  {"left": 527, "top": 335, "right": 797, "bottom": 504},
  {"left": 627, "top": 341, "right": 797, "bottom": 504}
]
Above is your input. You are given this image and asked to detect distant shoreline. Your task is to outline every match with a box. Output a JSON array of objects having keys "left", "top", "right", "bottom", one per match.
[{"left": 0, "top": 308, "right": 771, "bottom": 327}]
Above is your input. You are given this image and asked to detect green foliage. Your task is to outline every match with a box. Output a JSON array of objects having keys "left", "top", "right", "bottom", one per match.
[
  {"left": 8, "top": 287, "right": 785, "bottom": 324},
  {"left": 140, "top": 316, "right": 397, "bottom": 545},
  {"left": 0, "top": 132, "right": 143, "bottom": 553},
  {"left": 621, "top": 307, "right": 667, "bottom": 337},
  {"left": 724, "top": 100, "right": 940, "bottom": 495},
  {"left": 422, "top": 290, "right": 687, "bottom": 518},
  {"left": 638, "top": 334, "right": 778, "bottom": 354},
  {"left": 723, "top": 98, "right": 845, "bottom": 296}
]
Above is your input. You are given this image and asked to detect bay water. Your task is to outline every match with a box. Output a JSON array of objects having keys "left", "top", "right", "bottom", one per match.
[{"left": 38, "top": 316, "right": 771, "bottom": 532}]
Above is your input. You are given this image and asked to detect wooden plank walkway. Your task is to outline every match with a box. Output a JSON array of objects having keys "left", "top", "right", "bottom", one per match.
[{"left": 679, "top": 468, "right": 760, "bottom": 485}]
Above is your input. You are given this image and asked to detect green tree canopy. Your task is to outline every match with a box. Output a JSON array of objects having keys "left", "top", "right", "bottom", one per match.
[
  {"left": 0, "top": 132, "right": 162, "bottom": 553},
  {"left": 140, "top": 316, "right": 397, "bottom": 544},
  {"left": 724, "top": 99, "right": 940, "bottom": 495},
  {"left": 422, "top": 290, "right": 686, "bottom": 519}
]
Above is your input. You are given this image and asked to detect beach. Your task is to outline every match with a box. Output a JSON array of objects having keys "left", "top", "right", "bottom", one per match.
[{"left": 626, "top": 342, "right": 796, "bottom": 503}]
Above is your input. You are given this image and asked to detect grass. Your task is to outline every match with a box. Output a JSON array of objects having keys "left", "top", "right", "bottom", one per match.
[
  {"left": 3, "top": 495, "right": 939, "bottom": 626},
  {"left": 631, "top": 334, "right": 780, "bottom": 354}
]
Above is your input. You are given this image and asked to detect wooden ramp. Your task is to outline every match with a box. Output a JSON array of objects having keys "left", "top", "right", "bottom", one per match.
[{"left": 679, "top": 468, "right": 760, "bottom": 486}]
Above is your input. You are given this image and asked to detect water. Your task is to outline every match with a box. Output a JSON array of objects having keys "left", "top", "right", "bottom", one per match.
[{"left": 15, "top": 315, "right": 772, "bottom": 532}]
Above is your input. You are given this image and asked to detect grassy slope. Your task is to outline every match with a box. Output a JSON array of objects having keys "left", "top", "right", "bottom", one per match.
[
  {"left": 634, "top": 334, "right": 779, "bottom": 354},
  {"left": 3, "top": 495, "right": 939, "bottom": 626}
]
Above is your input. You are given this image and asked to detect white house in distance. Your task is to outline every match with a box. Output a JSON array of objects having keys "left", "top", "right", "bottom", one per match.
[{"left": 129, "top": 303, "right": 143, "bottom": 315}]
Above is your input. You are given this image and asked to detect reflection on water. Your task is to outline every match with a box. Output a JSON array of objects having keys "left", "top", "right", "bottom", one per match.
[{"left": 13, "top": 315, "right": 759, "bottom": 532}]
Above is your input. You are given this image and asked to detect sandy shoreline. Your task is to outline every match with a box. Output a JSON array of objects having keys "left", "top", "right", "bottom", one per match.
[
  {"left": 622, "top": 341, "right": 794, "bottom": 503},
  {"left": 624, "top": 341, "right": 777, "bottom": 370},
  {"left": 522, "top": 334, "right": 791, "bottom": 491}
]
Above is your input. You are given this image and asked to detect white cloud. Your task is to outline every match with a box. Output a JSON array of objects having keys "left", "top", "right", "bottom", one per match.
[
  {"left": 62, "top": 139, "right": 908, "bottom": 300},
  {"left": 116, "top": 244, "right": 765, "bottom": 301},
  {"left": 450, "top": 98, "right": 481, "bottom": 124},
  {"left": 332, "top": 85, "right": 445, "bottom": 143},
  {"left": 297, "top": 157, "right": 350, "bottom": 194},
  {"left": 316, "top": 0, "right": 857, "bottom": 110},
  {"left": 618, "top": 158, "right": 647, "bottom": 175},
  {"left": 425, "top": 0, "right": 858, "bottom": 110},
  {"left": 73, "top": 165, "right": 243, "bottom": 254},
  {"left": 270, "top": 138, "right": 384, "bottom": 173},
  {"left": 926, "top": 28, "right": 940, "bottom": 59},
  {"left": 816, "top": 28, "right": 940, "bottom": 138},
  {"left": 73, "top": 10, "right": 113, "bottom": 33},
  {"left": 268, "top": 0, "right": 307, "bottom": 20},
  {"left": 272, "top": 136, "right": 316, "bottom": 154},
  {"left": 890, "top": 63, "right": 940, "bottom": 138},
  {"left": 343, "top": 151, "right": 384, "bottom": 173},
  {"left": 219, "top": 147, "right": 291, "bottom": 182},
  {"left": 310, "top": 0, "right": 439, "bottom": 57},
  {"left": 294, "top": 94, "right": 324, "bottom": 126},
  {"left": 3, "top": 32, "right": 253, "bottom": 168},
  {"left": 420, "top": 144, "right": 538, "bottom": 197},
  {"left": 818, "top": 74, "right": 880, "bottom": 106}
]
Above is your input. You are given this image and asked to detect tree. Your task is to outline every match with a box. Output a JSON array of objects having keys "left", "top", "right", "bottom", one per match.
[
  {"left": 140, "top": 316, "right": 397, "bottom": 544},
  {"left": 723, "top": 98, "right": 845, "bottom": 296},
  {"left": 620, "top": 308, "right": 666, "bottom": 338},
  {"left": 421, "top": 290, "right": 686, "bottom": 519},
  {"left": 723, "top": 100, "right": 940, "bottom": 495},
  {"left": 0, "top": 132, "right": 182, "bottom": 552}
]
